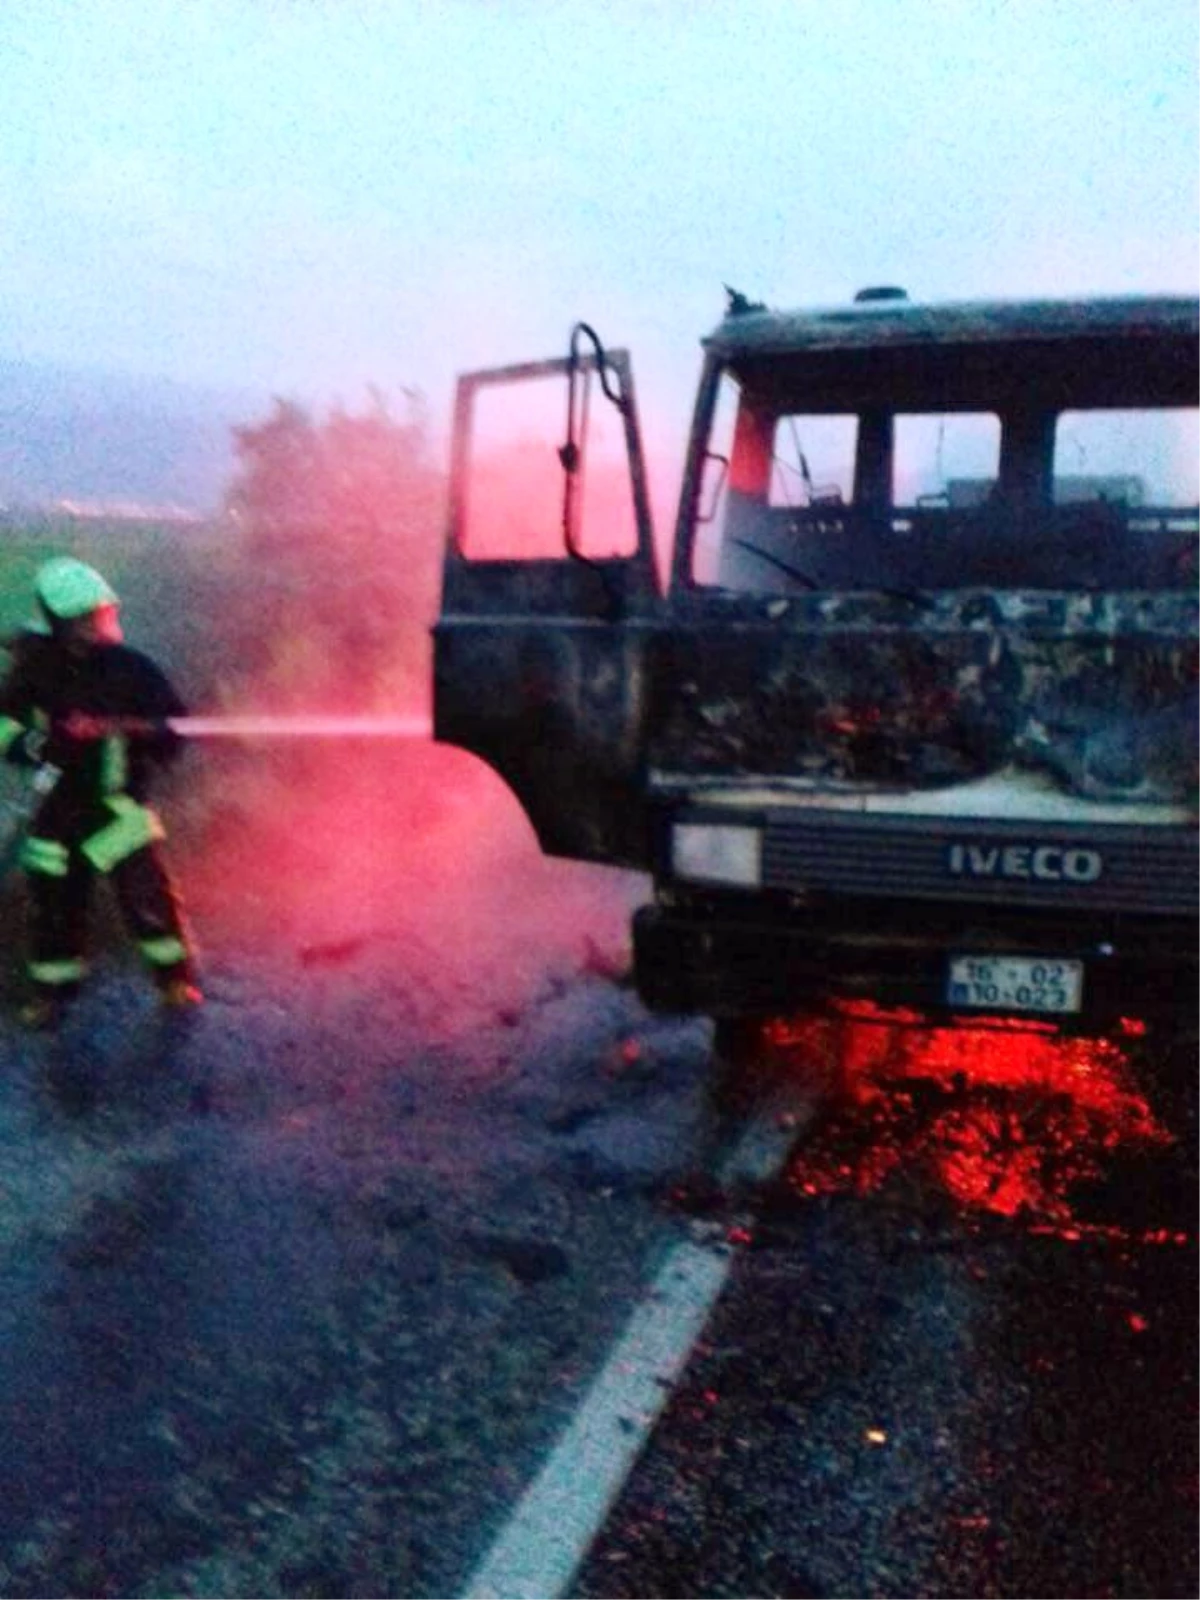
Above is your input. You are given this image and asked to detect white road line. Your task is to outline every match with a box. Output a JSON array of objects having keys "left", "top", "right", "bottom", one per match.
[{"left": 460, "top": 1088, "right": 812, "bottom": 1600}]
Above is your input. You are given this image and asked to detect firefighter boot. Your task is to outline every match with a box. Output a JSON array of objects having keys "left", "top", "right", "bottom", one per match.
[
  {"left": 157, "top": 967, "right": 203, "bottom": 1009},
  {"left": 17, "top": 983, "right": 78, "bottom": 1031}
]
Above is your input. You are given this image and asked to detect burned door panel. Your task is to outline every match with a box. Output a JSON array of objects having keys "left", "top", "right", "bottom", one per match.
[
  {"left": 433, "top": 332, "right": 660, "bottom": 865},
  {"left": 433, "top": 616, "right": 652, "bottom": 864}
]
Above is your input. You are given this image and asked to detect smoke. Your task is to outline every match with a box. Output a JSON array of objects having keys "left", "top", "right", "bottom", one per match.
[
  {"left": 177, "top": 735, "right": 642, "bottom": 1036},
  {"left": 0, "top": 379, "right": 678, "bottom": 1029},
  {"left": 152, "top": 398, "right": 651, "bottom": 1024}
]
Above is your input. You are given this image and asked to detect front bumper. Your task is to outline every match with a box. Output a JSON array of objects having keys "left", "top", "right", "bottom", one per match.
[{"left": 632, "top": 890, "right": 1198, "bottom": 1027}]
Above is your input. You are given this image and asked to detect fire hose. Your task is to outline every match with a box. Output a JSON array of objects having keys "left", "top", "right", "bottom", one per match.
[
  {"left": 0, "top": 712, "right": 433, "bottom": 877},
  {"left": 51, "top": 712, "right": 434, "bottom": 742}
]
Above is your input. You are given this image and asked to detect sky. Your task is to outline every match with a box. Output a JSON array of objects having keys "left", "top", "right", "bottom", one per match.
[{"left": 2, "top": 0, "right": 1197, "bottom": 464}]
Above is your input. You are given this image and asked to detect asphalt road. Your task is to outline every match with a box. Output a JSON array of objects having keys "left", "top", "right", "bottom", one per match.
[
  {"left": 0, "top": 931, "right": 721, "bottom": 1599},
  {"left": 0, "top": 745, "right": 1195, "bottom": 1599},
  {"left": 575, "top": 1023, "right": 1199, "bottom": 1599},
  {"left": 0, "top": 738, "right": 712, "bottom": 1596}
]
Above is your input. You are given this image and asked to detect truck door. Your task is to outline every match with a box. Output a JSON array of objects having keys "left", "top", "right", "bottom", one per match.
[{"left": 433, "top": 327, "right": 660, "bottom": 867}]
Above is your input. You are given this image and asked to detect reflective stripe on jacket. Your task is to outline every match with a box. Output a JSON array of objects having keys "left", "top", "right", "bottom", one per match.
[{"left": 21, "top": 798, "right": 165, "bottom": 877}]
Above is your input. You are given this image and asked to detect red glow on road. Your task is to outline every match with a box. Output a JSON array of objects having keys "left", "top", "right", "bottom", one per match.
[{"left": 771, "top": 1006, "right": 1175, "bottom": 1229}]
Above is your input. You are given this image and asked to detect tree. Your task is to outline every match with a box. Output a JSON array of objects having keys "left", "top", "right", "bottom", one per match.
[{"left": 219, "top": 390, "right": 444, "bottom": 710}]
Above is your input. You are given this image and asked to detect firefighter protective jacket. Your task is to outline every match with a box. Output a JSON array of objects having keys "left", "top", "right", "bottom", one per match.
[{"left": 0, "top": 630, "right": 187, "bottom": 872}]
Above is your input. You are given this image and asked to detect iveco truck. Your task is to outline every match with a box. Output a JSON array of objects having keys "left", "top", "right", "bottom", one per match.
[{"left": 433, "top": 290, "right": 1198, "bottom": 1037}]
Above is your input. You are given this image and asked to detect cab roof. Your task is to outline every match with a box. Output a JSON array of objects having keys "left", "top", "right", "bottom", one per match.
[{"left": 703, "top": 293, "right": 1200, "bottom": 360}]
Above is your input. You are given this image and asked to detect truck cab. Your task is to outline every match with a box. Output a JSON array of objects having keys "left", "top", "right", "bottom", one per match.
[{"left": 434, "top": 292, "right": 1198, "bottom": 1033}]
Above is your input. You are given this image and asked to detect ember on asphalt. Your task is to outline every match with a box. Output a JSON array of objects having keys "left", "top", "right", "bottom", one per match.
[{"left": 766, "top": 1003, "right": 1178, "bottom": 1231}]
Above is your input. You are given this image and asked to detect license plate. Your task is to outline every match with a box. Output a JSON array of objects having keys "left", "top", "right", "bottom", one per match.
[{"left": 947, "top": 955, "right": 1084, "bottom": 1014}]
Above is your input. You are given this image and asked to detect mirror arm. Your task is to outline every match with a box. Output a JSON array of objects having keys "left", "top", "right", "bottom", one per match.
[{"left": 558, "top": 321, "right": 625, "bottom": 618}]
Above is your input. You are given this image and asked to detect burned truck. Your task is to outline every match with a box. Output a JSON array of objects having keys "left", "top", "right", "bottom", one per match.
[{"left": 434, "top": 290, "right": 1198, "bottom": 1036}]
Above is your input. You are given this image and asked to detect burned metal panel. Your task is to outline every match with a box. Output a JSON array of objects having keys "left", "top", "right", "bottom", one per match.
[
  {"left": 647, "top": 589, "right": 1199, "bottom": 806},
  {"left": 728, "top": 339, "right": 1195, "bottom": 417},
  {"left": 632, "top": 893, "right": 1197, "bottom": 1021},
  {"left": 702, "top": 295, "right": 1200, "bottom": 361},
  {"left": 439, "top": 553, "right": 658, "bottom": 620},
  {"left": 433, "top": 613, "right": 653, "bottom": 866}
]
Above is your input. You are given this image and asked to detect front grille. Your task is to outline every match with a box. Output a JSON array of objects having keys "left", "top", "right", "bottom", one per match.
[{"left": 757, "top": 809, "right": 1196, "bottom": 915}]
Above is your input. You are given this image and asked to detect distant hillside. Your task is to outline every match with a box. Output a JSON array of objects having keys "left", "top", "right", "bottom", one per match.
[{"left": 0, "top": 358, "right": 267, "bottom": 515}]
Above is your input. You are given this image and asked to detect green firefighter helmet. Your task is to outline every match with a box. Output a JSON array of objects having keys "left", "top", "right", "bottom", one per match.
[{"left": 34, "top": 557, "right": 119, "bottom": 622}]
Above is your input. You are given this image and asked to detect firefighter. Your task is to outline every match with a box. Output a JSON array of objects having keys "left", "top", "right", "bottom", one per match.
[{"left": 0, "top": 557, "right": 201, "bottom": 1027}]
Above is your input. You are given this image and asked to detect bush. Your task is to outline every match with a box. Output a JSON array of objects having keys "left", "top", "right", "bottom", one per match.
[{"left": 217, "top": 390, "right": 445, "bottom": 711}]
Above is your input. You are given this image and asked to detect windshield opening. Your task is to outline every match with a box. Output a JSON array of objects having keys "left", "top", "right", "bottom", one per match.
[{"left": 690, "top": 363, "right": 1198, "bottom": 595}]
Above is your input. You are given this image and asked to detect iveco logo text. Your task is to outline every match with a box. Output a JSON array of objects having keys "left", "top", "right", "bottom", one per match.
[{"left": 947, "top": 843, "right": 1103, "bottom": 883}]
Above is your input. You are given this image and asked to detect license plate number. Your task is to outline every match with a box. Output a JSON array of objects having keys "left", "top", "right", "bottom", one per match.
[{"left": 947, "top": 956, "right": 1084, "bottom": 1014}]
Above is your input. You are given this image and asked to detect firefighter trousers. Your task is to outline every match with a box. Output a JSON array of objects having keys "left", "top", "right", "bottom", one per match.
[{"left": 24, "top": 840, "right": 196, "bottom": 994}]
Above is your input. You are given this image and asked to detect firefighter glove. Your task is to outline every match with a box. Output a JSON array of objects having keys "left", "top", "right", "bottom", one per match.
[{"left": 57, "top": 712, "right": 110, "bottom": 742}]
